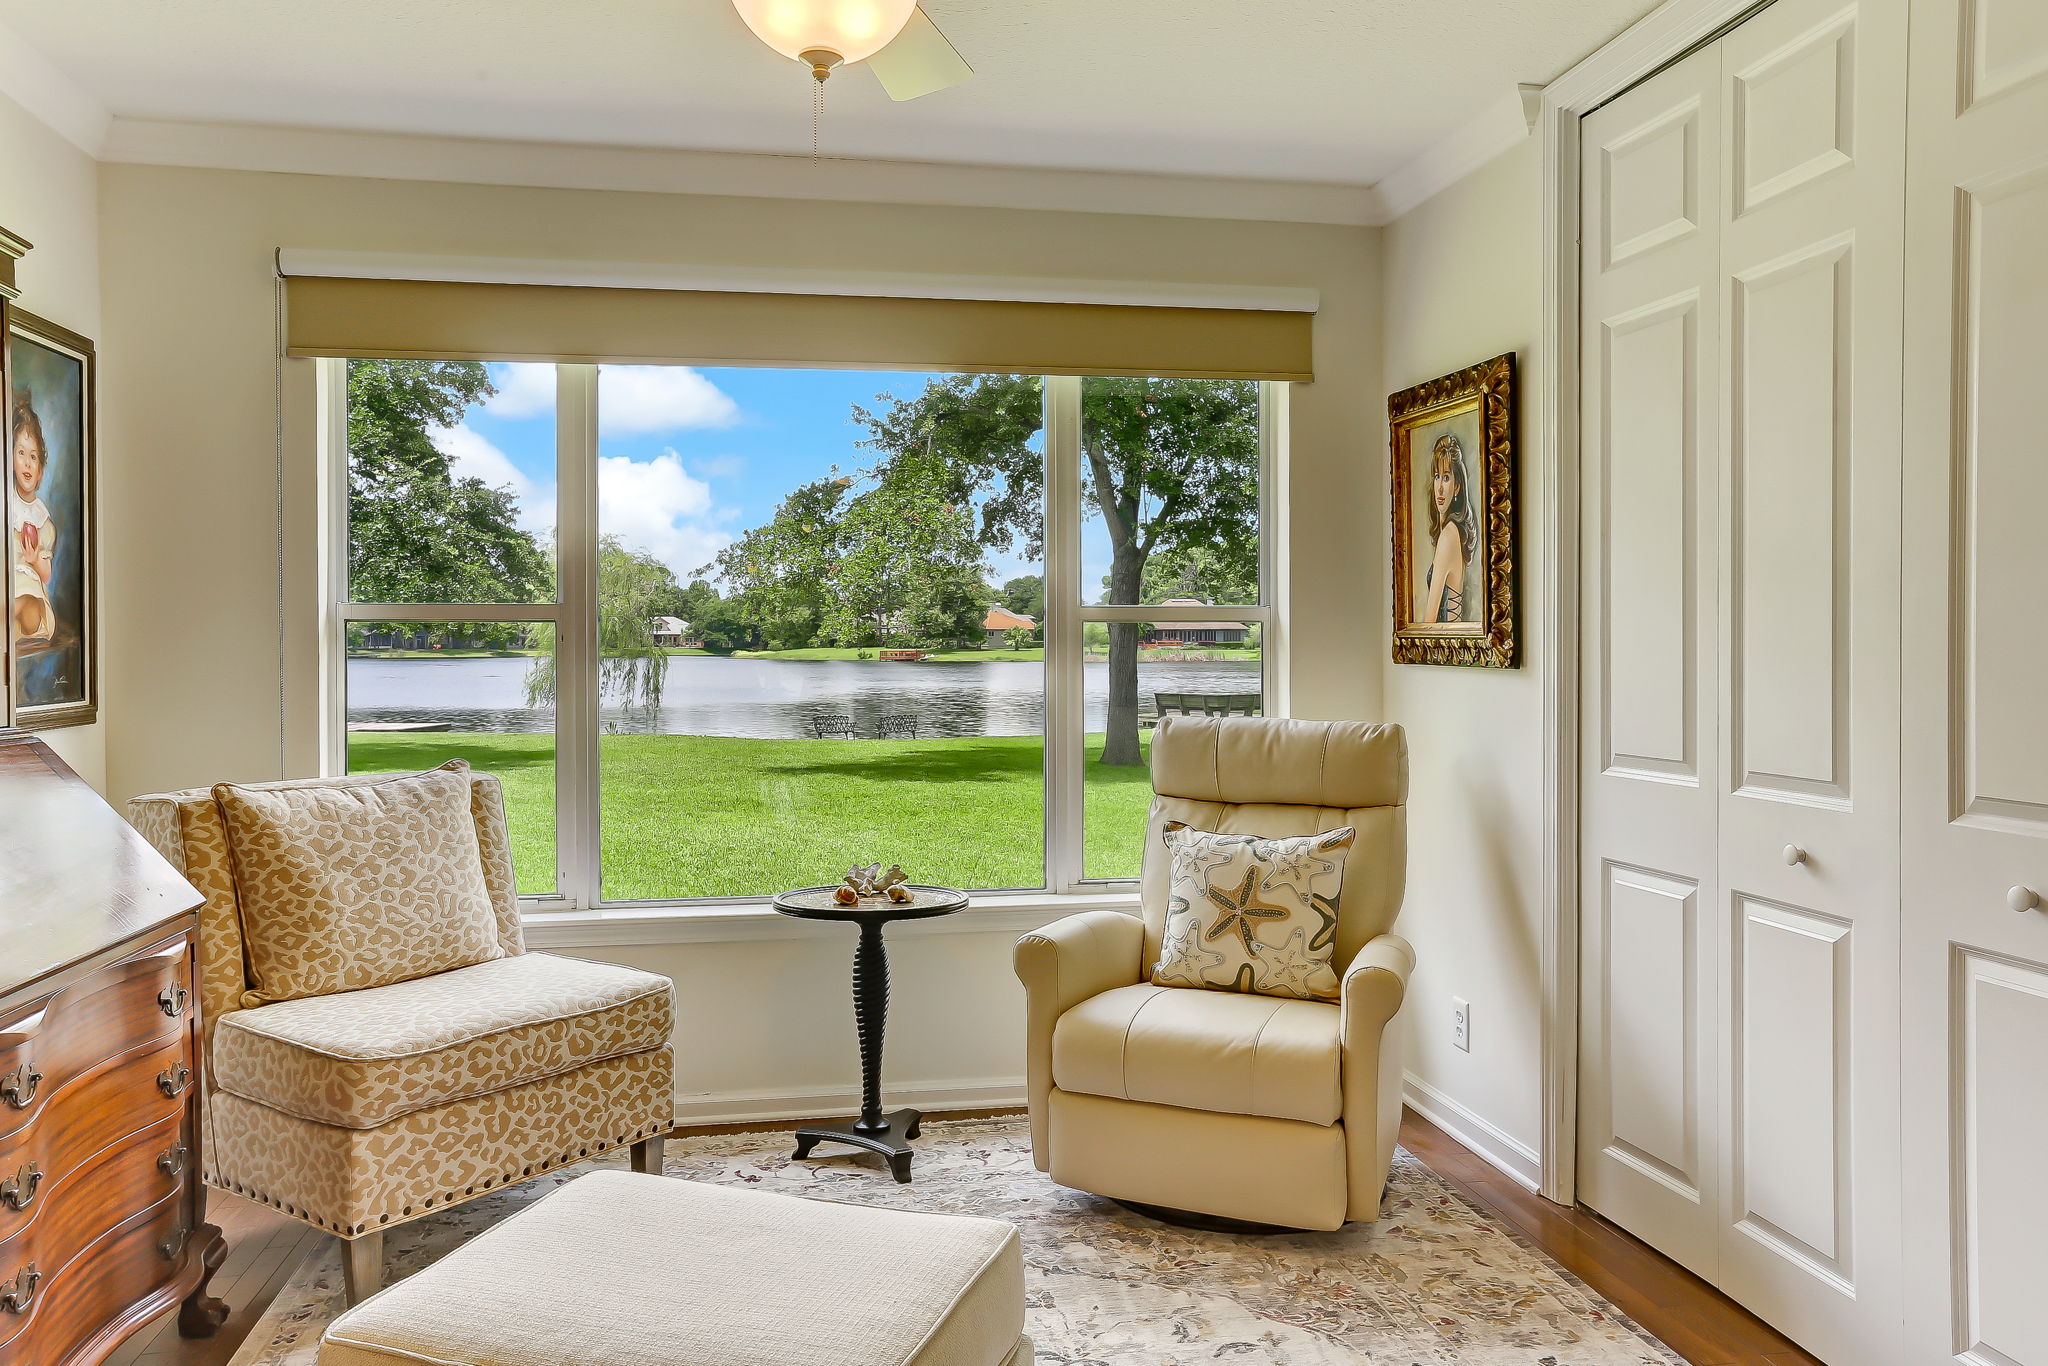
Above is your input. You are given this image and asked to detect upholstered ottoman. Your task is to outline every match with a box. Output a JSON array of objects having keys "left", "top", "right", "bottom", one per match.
[{"left": 318, "top": 1170, "right": 1032, "bottom": 1366}]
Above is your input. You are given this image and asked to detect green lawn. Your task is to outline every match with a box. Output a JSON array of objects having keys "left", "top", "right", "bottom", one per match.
[{"left": 345, "top": 731, "right": 1155, "bottom": 900}]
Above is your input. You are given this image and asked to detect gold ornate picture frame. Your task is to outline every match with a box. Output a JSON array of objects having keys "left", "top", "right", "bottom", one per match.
[{"left": 1388, "top": 352, "right": 1517, "bottom": 668}]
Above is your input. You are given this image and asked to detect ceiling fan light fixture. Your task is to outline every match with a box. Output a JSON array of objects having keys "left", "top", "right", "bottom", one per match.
[{"left": 731, "top": 0, "right": 920, "bottom": 68}]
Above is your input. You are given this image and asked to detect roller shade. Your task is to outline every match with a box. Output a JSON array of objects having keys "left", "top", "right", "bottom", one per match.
[{"left": 281, "top": 275, "right": 1314, "bottom": 382}]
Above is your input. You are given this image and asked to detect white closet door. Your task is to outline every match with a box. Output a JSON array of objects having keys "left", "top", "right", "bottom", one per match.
[
  {"left": 1709, "top": 0, "right": 1905, "bottom": 1357},
  {"left": 1578, "top": 43, "right": 1726, "bottom": 1279},
  {"left": 1899, "top": 0, "right": 2048, "bottom": 1359},
  {"left": 1580, "top": 3, "right": 1907, "bottom": 1357}
]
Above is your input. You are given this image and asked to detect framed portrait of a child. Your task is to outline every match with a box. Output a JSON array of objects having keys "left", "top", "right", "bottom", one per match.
[
  {"left": 8, "top": 309, "right": 96, "bottom": 729},
  {"left": 1388, "top": 352, "right": 1517, "bottom": 668}
]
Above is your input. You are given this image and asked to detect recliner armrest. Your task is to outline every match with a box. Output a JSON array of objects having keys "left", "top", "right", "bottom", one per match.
[
  {"left": 1014, "top": 911, "right": 1145, "bottom": 1170},
  {"left": 1014, "top": 911, "right": 1146, "bottom": 1018},
  {"left": 1339, "top": 931, "right": 1414, "bottom": 1221}
]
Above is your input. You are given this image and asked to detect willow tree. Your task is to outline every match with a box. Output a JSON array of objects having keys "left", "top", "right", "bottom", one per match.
[
  {"left": 855, "top": 375, "right": 1259, "bottom": 766},
  {"left": 524, "top": 536, "right": 675, "bottom": 711}
]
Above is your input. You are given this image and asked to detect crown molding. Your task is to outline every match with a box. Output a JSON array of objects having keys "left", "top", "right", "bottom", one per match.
[
  {"left": 1373, "top": 82, "right": 1543, "bottom": 223},
  {"left": 101, "top": 117, "right": 1387, "bottom": 227},
  {"left": 0, "top": 15, "right": 111, "bottom": 155}
]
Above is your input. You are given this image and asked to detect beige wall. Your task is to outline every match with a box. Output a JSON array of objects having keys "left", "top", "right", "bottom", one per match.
[
  {"left": 93, "top": 162, "right": 1385, "bottom": 1113},
  {"left": 1379, "top": 138, "right": 1547, "bottom": 1162},
  {"left": 0, "top": 94, "right": 103, "bottom": 785}
]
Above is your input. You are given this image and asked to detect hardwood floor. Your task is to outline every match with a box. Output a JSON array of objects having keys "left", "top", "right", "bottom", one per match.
[{"left": 107, "top": 1107, "right": 1826, "bottom": 1366}]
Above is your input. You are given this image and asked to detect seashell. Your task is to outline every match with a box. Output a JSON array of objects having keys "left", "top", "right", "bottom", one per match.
[
  {"left": 833, "top": 885, "right": 860, "bottom": 905},
  {"left": 886, "top": 884, "right": 912, "bottom": 903}
]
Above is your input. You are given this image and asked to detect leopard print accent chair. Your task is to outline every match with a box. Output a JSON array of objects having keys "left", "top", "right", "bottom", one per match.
[{"left": 129, "top": 771, "right": 675, "bottom": 1272}]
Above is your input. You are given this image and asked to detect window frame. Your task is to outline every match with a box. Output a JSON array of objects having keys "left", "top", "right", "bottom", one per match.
[{"left": 320, "top": 360, "right": 1285, "bottom": 911}]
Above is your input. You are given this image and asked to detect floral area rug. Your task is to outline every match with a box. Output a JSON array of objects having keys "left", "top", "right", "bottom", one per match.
[{"left": 226, "top": 1117, "right": 1682, "bottom": 1366}]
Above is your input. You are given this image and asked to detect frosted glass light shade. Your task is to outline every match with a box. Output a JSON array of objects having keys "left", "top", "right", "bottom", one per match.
[{"left": 732, "top": 0, "right": 920, "bottom": 65}]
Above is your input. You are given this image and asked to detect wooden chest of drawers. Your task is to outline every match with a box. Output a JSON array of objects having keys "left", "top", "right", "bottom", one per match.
[{"left": 0, "top": 733, "right": 223, "bottom": 1366}]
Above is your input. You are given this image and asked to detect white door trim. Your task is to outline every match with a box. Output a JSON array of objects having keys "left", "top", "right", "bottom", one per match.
[{"left": 1535, "top": 0, "right": 1777, "bottom": 1207}]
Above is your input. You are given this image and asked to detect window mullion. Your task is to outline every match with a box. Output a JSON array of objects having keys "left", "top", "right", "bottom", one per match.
[
  {"left": 555, "top": 365, "right": 601, "bottom": 908},
  {"left": 1258, "top": 380, "right": 1289, "bottom": 718},
  {"left": 1042, "top": 375, "right": 1084, "bottom": 893}
]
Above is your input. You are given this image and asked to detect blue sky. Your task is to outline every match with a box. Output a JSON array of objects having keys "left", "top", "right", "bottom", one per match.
[{"left": 433, "top": 363, "right": 1052, "bottom": 595}]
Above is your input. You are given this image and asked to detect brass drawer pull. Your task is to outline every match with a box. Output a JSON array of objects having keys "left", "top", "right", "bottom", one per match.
[
  {"left": 0, "top": 1163, "right": 40, "bottom": 1211},
  {"left": 158, "top": 1226, "right": 188, "bottom": 1261},
  {"left": 158, "top": 985, "right": 189, "bottom": 1017},
  {"left": 0, "top": 1262, "right": 37, "bottom": 1314},
  {"left": 158, "top": 1145, "right": 189, "bottom": 1180},
  {"left": 0, "top": 1064, "right": 39, "bottom": 1110},
  {"left": 156, "top": 1062, "right": 193, "bottom": 1098}
]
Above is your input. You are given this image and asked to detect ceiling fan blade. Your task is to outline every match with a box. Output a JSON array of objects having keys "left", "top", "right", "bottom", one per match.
[{"left": 867, "top": 6, "right": 973, "bottom": 101}]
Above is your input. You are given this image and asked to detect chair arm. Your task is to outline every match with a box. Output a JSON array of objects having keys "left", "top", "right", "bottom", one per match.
[
  {"left": 1340, "top": 933, "right": 1415, "bottom": 1221},
  {"left": 1013, "top": 911, "right": 1146, "bottom": 1170}
]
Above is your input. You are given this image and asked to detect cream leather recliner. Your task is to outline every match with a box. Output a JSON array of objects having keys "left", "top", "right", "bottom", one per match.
[{"left": 1015, "top": 716, "right": 1411, "bottom": 1231}]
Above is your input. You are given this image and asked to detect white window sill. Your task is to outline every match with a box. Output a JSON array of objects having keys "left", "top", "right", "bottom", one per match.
[{"left": 518, "top": 889, "right": 1142, "bottom": 948}]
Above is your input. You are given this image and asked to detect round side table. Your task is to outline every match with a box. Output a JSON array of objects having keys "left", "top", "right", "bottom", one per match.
[{"left": 772, "top": 884, "right": 967, "bottom": 1182}]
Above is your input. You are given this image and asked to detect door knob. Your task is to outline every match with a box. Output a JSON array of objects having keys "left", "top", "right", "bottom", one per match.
[
  {"left": 1783, "top": 844, "right": 1807, "bottom": 866},
  {"left": 2011, "top": 886, "right": 2042, "bottom": 913}
]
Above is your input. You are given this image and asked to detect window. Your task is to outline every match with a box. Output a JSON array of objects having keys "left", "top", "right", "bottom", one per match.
[{"left": 326, "top": 361, "right": 1276, "bottom": 907}]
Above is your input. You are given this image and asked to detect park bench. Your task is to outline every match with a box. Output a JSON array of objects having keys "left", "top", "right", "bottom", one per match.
[
  {"left": 1141, "top": 691, "right": 1262, "bottom": 727},
  {"left": 810, "top": 713, "right": 857, "bottom": 738},
  {"left": 875, "top": 714, "right": 919, "bottom": 739}
]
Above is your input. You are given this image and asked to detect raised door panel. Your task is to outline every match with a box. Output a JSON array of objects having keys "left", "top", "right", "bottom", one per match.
[
  {"left": 1729, "top": 242, "right": 1852, "bottom": 803},
  {"left": 1602, "top": 296, "right": 1701, "bottom": 780},
  {"left": 1955, "top": 164, "right": 2048, "bottom": 833},
  {"left": 1951, "top": 949, "right": 2048, "bottom": 1366},
  {"left": 1964, "top": 0, "right": 2048, "bottom": 108},
  {"left": 1732, "top": 10, "right": 1857, "bottom": 214},
  {"left": 1732, "top": 899, "right": 1850, "bottom": 1280},
  {"left": 1601, "top": 865, "right": 1705, "bottom": 1197},
  {"left": 1605, "top": 102, "right": 1704, "bottom": 266}
]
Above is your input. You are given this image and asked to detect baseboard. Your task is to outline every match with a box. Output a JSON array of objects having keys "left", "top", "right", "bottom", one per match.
[
  {"left": 1402, "top": 1072, "right": 1543, "bottom": 1192},
  {"left": 672, "top": 1077, "right": 1027, "bottom": 1127}
]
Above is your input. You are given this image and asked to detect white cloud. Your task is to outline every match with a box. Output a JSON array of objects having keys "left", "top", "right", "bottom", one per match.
[
  {"left": 479, "top": 363, "right": 556, "bottom": 420},
  {"left": 599, "top": 451, "right": 734, "bottom": 581},
  {"left": 693, "top": 453, "right": 747, "bottom": 480},
  {"left": 431, "top": 424, "right": 735, "bottom": 583},
  {"left": 598, "top": 366, "right": 740, "bottom": 434},
  {"left": 431, "top": 424, "right": 553, "bottom": 536},
  {"left": 480, "top": 363, "right": 741, "bottom": 435}
]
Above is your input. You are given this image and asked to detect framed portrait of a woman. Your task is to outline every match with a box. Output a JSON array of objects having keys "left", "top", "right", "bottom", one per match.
[
  {"left": 7, "top": 309, "right": 96, "bottom": 728},
  {"left": 1388, "top": 352, "right": 1517, "bottom": 668}
]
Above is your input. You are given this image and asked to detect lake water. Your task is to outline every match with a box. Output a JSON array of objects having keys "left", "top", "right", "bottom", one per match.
[{"left": 346, "top": 654, "right": 1262, "bottom": 739}]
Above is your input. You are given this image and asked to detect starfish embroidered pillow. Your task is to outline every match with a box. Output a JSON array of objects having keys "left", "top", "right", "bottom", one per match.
[{"left": 1150, "top": 821, "right": 1354, "bottom": 1002}]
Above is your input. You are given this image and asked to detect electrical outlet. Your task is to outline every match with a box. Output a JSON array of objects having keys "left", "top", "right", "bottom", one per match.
[{"left": 1452, "top": 998, "right": 1470, "bottom": 1052}]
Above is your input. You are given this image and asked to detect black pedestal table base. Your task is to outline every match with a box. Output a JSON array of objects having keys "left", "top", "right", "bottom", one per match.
[{"left": 792, "top": 1107, "right": 923, "bottom": 1183}]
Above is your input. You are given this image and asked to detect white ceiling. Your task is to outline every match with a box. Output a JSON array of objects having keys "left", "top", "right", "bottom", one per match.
[{"left": 0, "top": 0, "right": 1660, "bottom": 187}]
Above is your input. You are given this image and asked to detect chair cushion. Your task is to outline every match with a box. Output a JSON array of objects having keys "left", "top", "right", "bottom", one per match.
[
  {"left": 214, "top": 761, "right": 504, "bottom": 1005},
  {"left": 318, "top": 1170, "right": 1026, "bottom": 1366},
  {"left": 1051, "top": 982, "right": 1342, "bottom": 1126},
  {"left": 214, "top": 953, "right": 673, "bottom": 1128},
  {"left": 1150, "top": 821, "right": 1351, "bottom": 1001}
]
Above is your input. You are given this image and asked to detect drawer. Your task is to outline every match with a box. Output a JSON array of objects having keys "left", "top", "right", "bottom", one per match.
[
  {"left": 0, "top": 1184, "right": 186, "bottom": 1358},
  {"left": 0, "top": 939, "right": 189, "bottom": 1141},
  {"left": 0, "top": 1037, "right": 189, "bottom": 1207},
  {"left": 0, "top": 1110, "right": 186, "bottom": 1269}
]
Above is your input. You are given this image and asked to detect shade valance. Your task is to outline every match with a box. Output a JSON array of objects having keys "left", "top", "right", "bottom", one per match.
[{"left": 281, "top": 275, "right": 1314, "bottom": 382}]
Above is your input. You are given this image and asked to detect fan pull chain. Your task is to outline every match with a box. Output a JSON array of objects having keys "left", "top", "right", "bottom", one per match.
[{"left": 812, "top": 76, "right": 825, "bottom": 160}]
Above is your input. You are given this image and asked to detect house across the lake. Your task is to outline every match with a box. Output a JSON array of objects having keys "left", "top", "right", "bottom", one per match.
[
  {"left": 1142, "top": 599, "right": 1249, "bottom": 645},
  {"left": 651, "top": 616, "right": 696, "bottom": 647},
  {"left": 982, "top": 606, "right": 1037, "bottom": 646}
]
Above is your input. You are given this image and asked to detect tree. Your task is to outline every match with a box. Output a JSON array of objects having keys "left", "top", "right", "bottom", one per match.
[
  {"left": 1134, "top": 540, "right": 1258, "bottom": 607},
  {"left": 999, "top": 574, "right": 1045, "bottom": 622},
  {"left": 345, "top": 360, "right": 552, "bottom": 608},
  {"left": 524, "top": 536, "right": 676, "bottom": 710},
  {"left": 706, "top": 477, "right": 851, "bottom": 650},
  {"left": 855, "top": 375, "right": 1259, "bottom": 765},
  {"left": 649, "top": 578, "right": 721, "bottom": 630}
]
